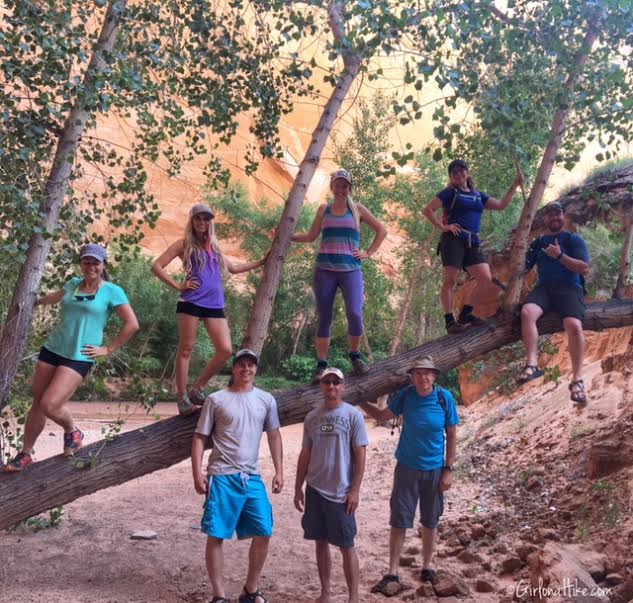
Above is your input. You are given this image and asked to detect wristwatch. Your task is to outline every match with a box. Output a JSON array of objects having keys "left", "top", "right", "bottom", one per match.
[
  {"left": 556, "top": 251, "right": 564, "bottom": 261},
  {"left": 443, "top": 465, "right": 453, "bottom": 472}
]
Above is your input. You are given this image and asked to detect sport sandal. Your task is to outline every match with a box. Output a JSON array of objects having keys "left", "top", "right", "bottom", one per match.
[
  {"left": 569, "top": 379, "right": 587, "bottom": 406},
  {"left": 238, "top": 586, "right": 268, "bottom": 602},
  {"left": 516, "top": 365, "right": 544, "bottom": 384}
]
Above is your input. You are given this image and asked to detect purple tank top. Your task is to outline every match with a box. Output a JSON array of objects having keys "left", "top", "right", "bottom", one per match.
[{"left": 180, "top": 248, "right": 224, "bottom": 309}]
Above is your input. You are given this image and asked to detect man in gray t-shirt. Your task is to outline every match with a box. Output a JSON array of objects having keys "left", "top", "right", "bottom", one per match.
[
  {"left": 294, "top": 367, "right": 368, "bottom": 603},
  {"left": 192, "top": 349, "right": 283, "bottom": 603}
]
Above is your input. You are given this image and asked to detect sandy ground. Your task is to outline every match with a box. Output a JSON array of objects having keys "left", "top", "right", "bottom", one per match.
[{"left": 0, "top": 403, "right": 481, "bottom": 603}]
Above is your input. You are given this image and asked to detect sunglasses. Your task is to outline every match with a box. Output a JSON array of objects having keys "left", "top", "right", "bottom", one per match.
[
  {"left": 73, "top": 285, "right": 96, "bottom": 301},
  {"left": 321, "top": 379, "right": 342, "bottom": 386}
]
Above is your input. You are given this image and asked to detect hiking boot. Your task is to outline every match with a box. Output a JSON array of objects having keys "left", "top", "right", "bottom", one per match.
[
  {"left": 63, "top": 428, "right": 84, "bottom": 456},
  {"left": 370, "top": 574, "right": 401, "bottom": 594},
  {"left": 3, "top": 451, "right": 33, "bottom": 473},
  {"left": 350, "top": 356, "right": 369, "bottom": 376},
  {"left": 311, "top": 365, "right": 326, "bottom": 385},
  {"left": 178, "top": 393, "right": 196, "bottom": 416},
  {"left": 420, "top": 568, "right": 437, "bottom": 583},
  {"left": 458, "top": 312, "right": 486, "bottom": 326},
  {"left": 188, "top": 388, "right": 207, "bottom": 406}
]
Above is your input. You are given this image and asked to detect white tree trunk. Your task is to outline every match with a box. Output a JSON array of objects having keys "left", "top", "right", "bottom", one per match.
[{"left": 613, "top": 215, "right": 633, "bottom": 300}]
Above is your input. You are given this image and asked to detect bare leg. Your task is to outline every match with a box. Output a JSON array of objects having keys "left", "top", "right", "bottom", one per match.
[
  {"left": 420, "top": 526, "right": 437, "bottom": 569},
  {"left": 340, "top": 546, "right": 360, "bottom": 603},
  {"left": 22, "top": 361, "right": 58, "bottom": 453},
  {"left": 244, "top": 536, "right": 270, "bottom": 602},
  {"left": 347, "top": 335, "right": 361, "bottom": 353},
  {"left": 387, "top": 527, "right": 406, "bottom": 575},
  {"left": 37, "top": 366, "right": 84, "bottom": 435},
  {"left": 206, "top": 537, "right": 225, "bottom": 599},
  {"left": 191, "top": 317, "right": 232, "bottom": 390},
  {"left": 440, "top": 267, "right": 459, "bottom": 314},
  {"left": 175, "top": 313, "right": 199, "bottom": 399},
  {"left": 563, "top": 317, "right": 584, "bottom": 381},
  {"left": 316, "top": 336, "right": 330, "bottom": 362},
  {"left": 465, "top": 263, "right": 494, "bottom": 309},
  {"left": 315, "top": 539, "right": 332, "bottom": 603},
  {"left": 520, "top": 303, "right": 544, "bottom": 367}
]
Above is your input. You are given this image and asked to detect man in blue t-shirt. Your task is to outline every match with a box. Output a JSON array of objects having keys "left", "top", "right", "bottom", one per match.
[
  {"left": 518, "top": 202, "right": 590, "bottom": 405},
  {"left": 360, "top": 356, "right": 459, "bottom": 594}
]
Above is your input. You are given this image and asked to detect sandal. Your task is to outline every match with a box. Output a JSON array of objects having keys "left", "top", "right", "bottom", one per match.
[
  {"left": 238, "top": 586, "right": 268, "bottom": 603},
  {"left": 210, "top": 597, "right": 230, "bottom": 603},
  {"left": 516, "top": 365, "right": 544, "bottom": 384},
  {"left": 569, "top": 379, "right": 587, "bottom": 406}
]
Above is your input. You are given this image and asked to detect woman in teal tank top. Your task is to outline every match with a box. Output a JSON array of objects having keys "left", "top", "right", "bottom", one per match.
[{"left": 3, "top": 244, "right": 139, "bottom": 474}]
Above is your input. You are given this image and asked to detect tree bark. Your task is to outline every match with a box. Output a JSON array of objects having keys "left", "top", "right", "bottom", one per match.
[
  {"left": 415, "top": 312, "right": 428, "bottom": 346},
  {"left": 389, "top": 260, "right": 421, "bottom": 355},
  {"left": 613, "top": 215, "right": 633, "bottom": 300},
  {"left": 503, "top": 14, "right": 602, "bottom": 310},
  {"left": 1, "top": 300, "right": 632, "bottom": 529},
  {"left": 0, "top": 1, "right": 128, "bottom": 412},
  {"left": 241, "top": 1, "right": 362, "bottom": 354}
]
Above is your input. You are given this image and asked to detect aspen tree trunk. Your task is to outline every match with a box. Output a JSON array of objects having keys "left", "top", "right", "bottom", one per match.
[{"left": 613, "top": 215, "right": 633, "bottom": 300}]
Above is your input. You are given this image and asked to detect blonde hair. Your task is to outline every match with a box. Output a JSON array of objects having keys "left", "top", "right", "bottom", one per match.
[
  {"left": 182, "top": 217, "right": 228, "bottom": 277},
  {"left": 347, "top": 196, "right": 361, "bottom": 229}
]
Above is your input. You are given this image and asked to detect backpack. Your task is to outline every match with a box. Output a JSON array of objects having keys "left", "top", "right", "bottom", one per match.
[{"left": 389, "top": 385, "right": 450, "bottom": 435}]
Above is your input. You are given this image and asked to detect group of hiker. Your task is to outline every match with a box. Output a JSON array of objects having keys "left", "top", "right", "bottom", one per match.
[{"left": 3, "top": 160, "right": 591, "bottom": 602}]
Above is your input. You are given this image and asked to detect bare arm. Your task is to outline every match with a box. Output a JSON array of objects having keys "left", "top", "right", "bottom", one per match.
[
  {"left": 484, "top": 171, "right": 524, "bottom": 210},
  {"left": 355, "top": 204, "right": 387, "bottom": 259},
  {"left": 345, "top": 445, "right": 366, "bottom": 515},
  {"left": 293, "top": 446, "right": 311, "bottom": 512},
  {"left": 423, "top": 196, "right": 461, "bottom": 235},
  {"left": 81, "top": 303, "right": 140, "bottom": 359},
  {"left": 35, "top": 289, "right": 65, "bottom": 306},
  {"left": 291, "top": 204, "right": 326, "bottom": 243},
  {"left": 440, "top": 425, "right": 457, "bottom": 492},
  {"left": 225, "top": 254, "right": 267, "bottom": 275},
  {"left": 543, "top": 240, "right": 590, "bottom": 274},
  {"left": 359, "top": 401, "right": 395, "bottom": 423},
  {"left": 151, "top": 239, "right": 193, "bottom": 292},
  {"left": 266, "top": 428, "right": 284, "bottom": 493},
  {"left": 191, "top": 433, "right": 208, "bottom": 495}
]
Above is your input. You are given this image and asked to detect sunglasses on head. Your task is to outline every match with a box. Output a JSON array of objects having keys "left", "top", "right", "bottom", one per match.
[{"left": 322, "top": 379, "right": 342, "bottom": 386}]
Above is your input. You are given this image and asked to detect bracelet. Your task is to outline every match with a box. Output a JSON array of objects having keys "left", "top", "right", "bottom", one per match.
[{"left": 556, "top": 252, "right": 564, "bottom": 261}]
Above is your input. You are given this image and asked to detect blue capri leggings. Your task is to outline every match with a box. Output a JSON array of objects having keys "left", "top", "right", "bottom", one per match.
[{"left": 313, "top": 268, "right": 364, "bottom": 338}]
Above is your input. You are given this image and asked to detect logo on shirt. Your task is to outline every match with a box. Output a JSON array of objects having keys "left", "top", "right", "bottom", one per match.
[{"left": 320, "top": 424, "right": 334, "bottom": 433}]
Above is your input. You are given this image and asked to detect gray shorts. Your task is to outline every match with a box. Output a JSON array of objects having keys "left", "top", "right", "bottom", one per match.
[
  {"left": 389, "top": 463, "right": 444, "bottom": 529},
  {"left": 302, "top": 485, "right": 357, "bottom": 548}
]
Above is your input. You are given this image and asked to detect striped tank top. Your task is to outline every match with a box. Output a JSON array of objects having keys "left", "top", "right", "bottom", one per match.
[{"left": 315, "top": 204, "right": 361, "bottom": 272}]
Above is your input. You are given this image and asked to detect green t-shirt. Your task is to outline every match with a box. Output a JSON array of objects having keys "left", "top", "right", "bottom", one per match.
[{"left": 44, "top": 277, "right": 129, "bottom": 362}]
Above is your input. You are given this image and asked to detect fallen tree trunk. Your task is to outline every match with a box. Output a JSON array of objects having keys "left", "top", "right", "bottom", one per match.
[{"left": 1, "top": 300, "right": 632, "bottom": 529}]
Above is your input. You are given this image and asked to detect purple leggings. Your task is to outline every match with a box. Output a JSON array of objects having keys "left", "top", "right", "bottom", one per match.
[{"left": 313, "top": 268, "right": 364, "bottom": 338}]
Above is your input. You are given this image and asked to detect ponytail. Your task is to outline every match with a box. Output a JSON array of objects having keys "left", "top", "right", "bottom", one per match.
[
  {"left": 101, "top": 264, "right": 111, "bottom": 282},
  {"left": 347, "top": 196, "right": 361, "bottom": 229}
]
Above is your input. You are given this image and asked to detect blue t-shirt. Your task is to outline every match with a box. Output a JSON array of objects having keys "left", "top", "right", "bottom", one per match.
[
  {"left": 388, "top": 385, "right": 460, "bottom": 471},
  {"left": 525, "top": 231, "right": 589, "bottom": 289},
  {"left": 436, "top": 187, "right": 490, "bottom": 244},
  {"left": 44, "top": 277, "right": 129, "bottom": 362}
]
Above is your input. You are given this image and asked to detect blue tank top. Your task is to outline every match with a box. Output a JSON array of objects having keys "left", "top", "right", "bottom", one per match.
[
  {"left": 315, "top": 205, "right": 361, "bottom": 272},
  {"left": 180, "top": 248, "right": 224, "bottom": 309}
]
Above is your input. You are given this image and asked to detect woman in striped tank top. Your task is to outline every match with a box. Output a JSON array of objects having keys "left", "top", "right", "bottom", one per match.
[
  {"left": 152, "top": 204, "right": 269, "bottom": 415},
  {"left": 292, "top": 169, "right": 387, "bottom": 383}
]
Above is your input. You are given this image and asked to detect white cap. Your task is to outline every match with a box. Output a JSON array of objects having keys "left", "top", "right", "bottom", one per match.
[{"left": 320, "top": 367, "right": 344, "bottom": 381}]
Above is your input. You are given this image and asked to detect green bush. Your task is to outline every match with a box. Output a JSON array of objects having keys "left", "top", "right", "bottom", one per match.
[{"left": 281, "top": 355, "right": 314, "bottom": 382}]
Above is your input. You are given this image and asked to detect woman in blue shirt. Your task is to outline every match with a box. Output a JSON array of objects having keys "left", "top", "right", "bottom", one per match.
[
  {"left": 3, "top": 244, "right": 139, "bottom": 473},
  {"left": 423, "top": 159, "right": 524, "bottom": 333}
]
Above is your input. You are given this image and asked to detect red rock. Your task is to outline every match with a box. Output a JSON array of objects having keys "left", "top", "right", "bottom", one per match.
[
  {"left": 500, "top": 556, "right": 523, "bottom": 574},
  {"left": 475, "top": 579, "right": 496, "bottom": 593},
  {"left": 471, "top": 523, "right": 486, "bottom": 540}
]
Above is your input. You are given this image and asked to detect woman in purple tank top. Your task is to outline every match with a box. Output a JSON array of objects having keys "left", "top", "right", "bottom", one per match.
[
  {"left": 152, "top": 204, "right": 268, "bottom": 415},
  {"left": 291, "top": 169, "right": 387, "bottom": 383}
]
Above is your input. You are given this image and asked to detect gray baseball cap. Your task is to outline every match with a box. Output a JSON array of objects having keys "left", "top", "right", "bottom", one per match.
[
  {"left": 79, "top": 243, "right": 108, "bottom": 263},
  {"left": 330, "top": 169, "right": 352, "bottom": 185},
  {"left": 233, "top": 348, "right": 258, "bottom": 365},
  {"left": 190, "top": 204, "right": 215, "bottom": 218}
]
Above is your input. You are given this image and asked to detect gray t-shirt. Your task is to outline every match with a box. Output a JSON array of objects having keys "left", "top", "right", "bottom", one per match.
[
  {"left": 195, "top": 386, "right": 280, "bottom": 476},
  {"left": 302, "top": 402, "right": 368, "bottom": 503}
]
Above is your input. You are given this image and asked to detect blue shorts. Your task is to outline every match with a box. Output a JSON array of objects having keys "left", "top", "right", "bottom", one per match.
[
  {"left": 201, "top": 473, "right": 273, "bottom": 540},
  {"left": 302, "top": 485, "right": 357, "bottom": 548}
]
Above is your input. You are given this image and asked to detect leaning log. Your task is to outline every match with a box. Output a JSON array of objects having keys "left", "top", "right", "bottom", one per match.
[{"left": 1, "top": 300, "right": 632, "bottom": 529}]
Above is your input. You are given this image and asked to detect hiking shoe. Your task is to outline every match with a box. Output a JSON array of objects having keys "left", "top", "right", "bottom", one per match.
[
  {"left": 458, "top": 312, "right": 486, "bottom": 326},
  {"left": 188, "top": 388, "right": 207, "bottom": 406},
  {"left": 178, "top": 393, "right": 196, "bottom": 416},
  {"left": 311, "top": 365, "right": 326, "bottom": 385},
  {"left": 420, "top": 568, "right": 437, "bottom": 583},
  {"left": 3, "top": 451, "right": 33, "bottom": 473},
  {"left": 370, "top": 574, "right": 401, "bottom": 594},
  {"left": 63, "top": 428, "right": 84, "bottom": 456},
  {"left": 351, "top": 356, "right": 369, "bottom": 376}
]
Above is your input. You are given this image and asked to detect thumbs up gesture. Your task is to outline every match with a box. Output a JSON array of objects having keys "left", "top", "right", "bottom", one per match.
[{"left": 544, "top": 238, "right": 562, "bottom": 259}]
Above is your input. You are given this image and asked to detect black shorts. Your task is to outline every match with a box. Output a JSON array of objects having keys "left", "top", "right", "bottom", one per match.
[
  {"left": 302, "top": 485, "right": 357, "bottom": 548},
  {"left": 38, "top": 347, "right": 93, "bottom": 378},
  {"left": 439, "top": 232, "right": 486, "bottom": 270},
  {"left": 389, "top": 463, "right": 444, "bottom": 530},
  {"left": 176, "top": 301, "right": 225, "bottom": 319},
  {"left": 524, "top": 284, "right": 586, "bottom": 320}
]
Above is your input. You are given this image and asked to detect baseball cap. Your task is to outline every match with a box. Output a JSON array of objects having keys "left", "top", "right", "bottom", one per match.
[
  {"left": 79, "top": 243, "right": 108, "bottom": 263},
  {"left": 407, "top": 356, "right": 441, "bottom": 375},
  {"left": 330, "top": 169, "right": 352, "bottom": 185},
  {"left": 233, "top": 348, "right": 258, "bottom": 365},
  {"left": 447, "top": 159, "right": 468, "bottom": 174},
  {"left": 320, "top": 367, "right": 344, "bottom": 381},
  {"left": 542, "top": 202, "right": 565, "bottom": 214},
  {"left": 190, "top": 204, "right": 215, "bottom": 219}
]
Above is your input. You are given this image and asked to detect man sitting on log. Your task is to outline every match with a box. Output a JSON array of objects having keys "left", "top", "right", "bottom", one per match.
[
  {"left": 359, "top": 357, "right": 459, "bottom": 595},
  {"left": 517, "top": 201, "right": 590, "bottom": 406},
  {"left": 294, "top": 367, "right": 368, "bottom": 603},
  {"left": 191, "top": 349, "right": 284, "bottom": 603}
]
